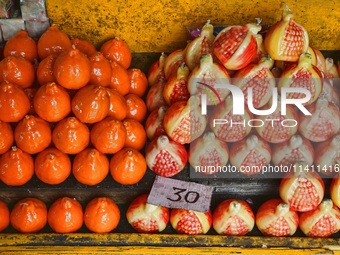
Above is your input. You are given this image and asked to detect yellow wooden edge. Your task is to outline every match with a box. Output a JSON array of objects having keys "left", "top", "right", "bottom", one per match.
[
  {"left": 0, "top": 233, "right": 340, "bottom": 250},
  {"left": 0, "top": 246, "right": 333, "bottom": 255},
  {"left": 46, "top": 0, "right": 340, "bottom": 52}
]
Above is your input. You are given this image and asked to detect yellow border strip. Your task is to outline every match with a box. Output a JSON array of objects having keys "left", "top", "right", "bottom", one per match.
[
  {"left": 0, "top": 233, "right": 340, "bottom": 249},
  {"left": 0, "top": 246, "right": 333, "bottom": 255}
]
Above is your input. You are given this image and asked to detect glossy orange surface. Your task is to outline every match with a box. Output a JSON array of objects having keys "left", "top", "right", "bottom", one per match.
[
  {"left": 37, "top": 55, "right": 58, "bottom": 86},
  {"left": 89, "top": 52, "right": 112, "bottom": 87},
  {"left": 53, "top": 46, "right": 91, "bottom": 90},
  {"left": 109, "top": 60, "right": 130, "bottom": 96},
  {"left": 0, "top": 81, "right": 31, "bottom": 122},
  {"left": 47, "top": 197, "right": 83, "bottom": 233},
  {"left": 127, "top": 68, "right": 148, "bottom": 97},
  {"left": 35, "top": 147, "right": 71, "bottom": 185},
  {"left": 4, "top": 30, "right": 38, "bottom": 63},
  {"left": 71, "top": 38, "right": 97, "bottom": 57},
  {"left": 24, "top": 88, "right": 37, "bottom": 115},
  {"left": 72, "top": 148, "right": 109, "bottom": 186},
  {"left": 91, "top": 117, "right": 126, "bottom": 154},
  {"left": 34, "top": 82, "right": 71, "bottom": 122},
  {"left": 110, "top": 148, "right": 146, "bottom": 185},
  {"left": 0, "top": 146, "right": 34, "bottom": 186},
  {"left": 0, "top": 200, "right": 9, "bottom": 232},
  {"left": 125, "top": 94, "right": 147, "bottom": 123},
  {"left": 100, "top": 37, "right": 131, "bottom": 69},
  {"left": 105, "top": 88, "right": 127, "bottom": 120},
  {"left": 37, "top": 25, "right": 72, "bottom": 60},
  {"left": 71, "top": 85, "right": 110, "bottom": 123},
  {"left": 10, "top": 198, "right": 47, "bottom": 233},
  {"left": 0, "top": 121, "right": 13, "bottom": 154},
  {"left": 84, "top": 197, "right": 120, "bottom": 233},
  {"left": 14, "top": 115, "right": 52, "bottom": 154},
  {"left": 123, "top": 119, "right": 147, "bottom": 151},
  {"left": 52, "top": 117, "right": 90, "bottom": 154},
  {"left": 0, "top": 56, "right": 35, "bottom": 89}
]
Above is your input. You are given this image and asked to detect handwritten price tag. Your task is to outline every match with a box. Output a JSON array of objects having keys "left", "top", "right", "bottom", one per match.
[{"left": 147, "top": 176, "right": 214, "bottom": 213}]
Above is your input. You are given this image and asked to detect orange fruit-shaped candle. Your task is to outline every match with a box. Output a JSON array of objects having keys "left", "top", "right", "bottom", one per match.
[
  {"left": 0, "top": 56, "right": 35, "bottom": 89},
  {"left": 110, "top": 148, "right": 146, "bottom": 185},
  {"left": 84, "top": 197, "right": 120, "bottom": 233},
  {"left": 127, "top": 69, "right": 148, "bottom": 97},
  {"left": 14, "top": 115, "right": 52, "bottom": 154},
  {"left": 125, "top": 94, "right": 147, "bottom": 123},
  {"left": 4, "top": 30, "right": 38, "bottom": 63},
  {"left": 53, "top": 46, "right": 91, "bottom": 90},
  {"left": 0, "top": 81, "right": 30, "bottom": 122},
  {"left": 89, "top": 52, "right": 112, "bottom": 87},
  {"left": 52, "top": 117, "right": 90, "bottom": 154},
  {"left": 37, "top": 55, "right": 58, "bottom": 86},
  {"left": 105, "top": 88, "right": 127, "bottom": 120},
  {"left": 37, "top": 25, "right": 72, "bottom": 60},
  {"left": 73, "top": 148, "right": 109, "bottom": 186},
  {"left": 123, "top": 119, "right": 147, "bottom": 151},
  {"left": 91, "top": 117, "right": 126, "bottom": 154},
  {"left": 0, "top": 146, "right": 34, "bottom": 186},
  {"left": 10, "top": 198, "right": 47, "bottom": 233},
  {"left": 0, "top": 200, "right": 9, "bottom": 232},
  {"left": 100, "top": 37, "right": 131, "bottom": 69},
  {"left": 34, "top": 82, "right": 71, "bottom": 122},
  {"left": 0, "top": 121, "right": 13, "bottom": 154},
  {"left": 71, "top": 85, "right": 110, "bottom": 123},
  {"left": 24, "top": 88, "right": 37, "bottom": 115},
  {"left": 48, "top": 197, "right": 83, "bottom": 233},
  {"left": 71, "top": 38, "right": 97, "bottom": 57},
  {"left": 35, "top": 148, "right": 71, "bottom": 185},
  {"left": 109, "top": 60, "right": 130, "bottom": 96}
]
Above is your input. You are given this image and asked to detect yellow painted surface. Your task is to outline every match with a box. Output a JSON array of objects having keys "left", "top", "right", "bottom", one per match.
[
  {"left": 0, "top": 246, "right": 333, "bottom": 255},
  {"left": 46, "top": 0, "right": 340, "bottom": 52}
]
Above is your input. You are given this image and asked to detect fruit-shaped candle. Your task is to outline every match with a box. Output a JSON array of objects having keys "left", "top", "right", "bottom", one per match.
[
  {"left": 233, "top": 55, "right": 275, "bottom": 109},
  {"left": 250, "top": 34, "right": 267, "bottom": 65},
  {"left": 256, "top": 199, "right": 298, "bottom": 237},
  {"left": 189, "top": 132, "right": 229, "bottom": 175},
  {"left": 164, "top": 96, "right": 206, "bottom": 144},
  {"left": 146, "top": 80, "right": 168, "bottom": 112},
  {"left": 53, "top": 46, "right": 91, "bottom": 90},
  {"left": 299, "top": 96, "right": 340, "bottom": 142},
  {"left": 164, "top": 47, "right": 186, "bottom": 80},
  {"left": 255, "top": 97, "right": 299, "bottom": 143},
  {"left": 314, "top": 135, "right": 340, "bottom": 176},
  {"left": 230, "top": 134, "right": 271, "bottom": 175},
  {"left": 322, "top": 79, "right": 340, "bottom": 109},
  {"left": 145, "top": 106, "right": 168, "bottom": 141},
  {"left": 185, "top": 20, "right": 215, "bottom": 71},
  {"left": 210, "top": 95, "right": 253, "bottom": 142},
  {"left": 146, "top": 135, "right": 187, "bottom": 177},
  {"left": 170, "top": 208, "right": 212, "bottom": 235},
  {"left": 148, "top": 53, "right": 167, "bottom": 87},
  {"left": 163, "top": 64, "right": 190, "bottom": 105},
  {"left": 264, "top": 5, "right": 309, "bottom": 61},
  {"left": 213, "top": 22, "right": 261, "bottom": 70},
  {"left": 188, "top": 54, "right": 231, "bottom": 106},
  {"left": 279, "top": 162, "right": 324, "bottom": 212},
  {"left": 325, "top": 58, "right": 340, "bottom": 79},
  {"left": 278, "top": 53, "right": 323, "bottom": 106},
  {"left": 299, "top": 199, "right": 340, "bottom": 237},
  {"left": 127, "top": 194, "right": 169, "bottom": 233},
  {"left": 272, "top": 135, "right": 314, "bottom": 167},
  {"left": 213, "top": 199, "right": 254, "bottom": 235},
  {"left": 71, "top": 85, "right": 110, "bottom": 124}
]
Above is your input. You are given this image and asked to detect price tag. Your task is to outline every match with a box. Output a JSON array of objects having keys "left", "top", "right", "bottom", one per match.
[{"left": 147, "top": 176, "right": 214, "bottom": 213}]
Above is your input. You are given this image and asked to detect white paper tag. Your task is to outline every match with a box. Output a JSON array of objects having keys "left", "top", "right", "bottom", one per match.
[{"left": 147, "top": 176, "right": 214, "bottom": 213}]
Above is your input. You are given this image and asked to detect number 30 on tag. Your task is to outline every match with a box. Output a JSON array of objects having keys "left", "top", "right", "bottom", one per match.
[{"left": 147, "top": 176, "right": 214, "bottom": 213}]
